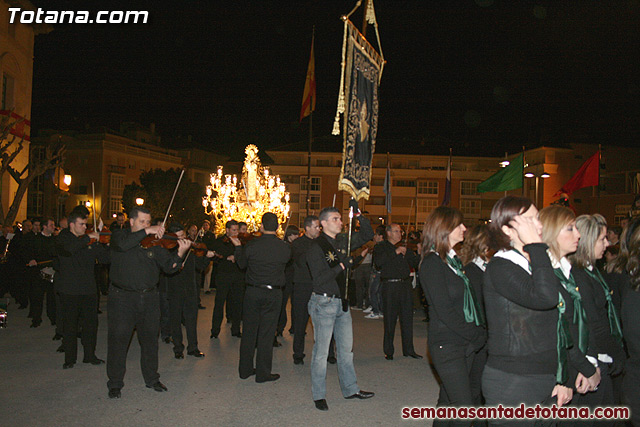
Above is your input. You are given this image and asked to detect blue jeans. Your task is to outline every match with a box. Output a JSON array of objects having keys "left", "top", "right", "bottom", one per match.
[
  {"left": 308, "top": 293, "right": 360, "bottom": 400},
  {"left": 368, "top": 269, "right": 382, "bottom": 315}
]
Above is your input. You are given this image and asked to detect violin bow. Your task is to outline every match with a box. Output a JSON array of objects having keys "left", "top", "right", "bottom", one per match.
[
  {"left": 162, "top": 169, "right": 185, "bottom": 228},
  {"left": 92, "top": 182, "right": 97, "bottom": 231},
  {"left": 405, "top": 199, "right": 414, "bottom": 246}
]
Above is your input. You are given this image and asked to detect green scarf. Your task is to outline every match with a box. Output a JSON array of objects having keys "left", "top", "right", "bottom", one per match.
[
  {"left": 553, "top": 268, "right": 589, "bottom": 354},
  {"left": 584, "top": 266, "right": 624, "bottom": 346},
  {"left": 446, "top": 254, "right": 485, "bottom": 327},
  {"left": 556, "top": 293, "right": 573, "bottom": 384}
]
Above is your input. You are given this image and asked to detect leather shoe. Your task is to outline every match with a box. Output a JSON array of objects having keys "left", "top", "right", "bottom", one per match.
[
  {"left": 146, "top": 381, "right": 168, "bottom": 392},
  {"left": 385, "top": 355, "right": 393, "bottom": 360},
  {"left": 239, "top": 369, "right": 256, "bottom": 379},
  {"left": 187, "top": 350, "right": 205, "bottom": 358},
  {"left": 52, "top": 333, "right": 63, "bottom": 341},
  {"left": 293, "top": 358, "right": 304, "bottom": 365},
  {"left": 403, "top": 352, "right": 423, "bottom": 359},
  {"left": 232, "top": 332, "right": 242, "bottom": 338},
  {"left": 56, "top": 345, "right": 64, "bottom": 353},
  {"left": 327, "top": 356, "right": 337, "bottom": 364},
  {"left": 108, "top": 388, "right": 121, "bottom": 399},
  {"left": 198, "top": 304, "right": 206, "bottom": 310},
  {"left": 83, "top": 358, "right": 105, "bottom": 365},
  {"left": 63, "top": 362, "right": 75, "bottom": 369},
  {"left": 314, "top": 399, "right": 329, "bottom": 411},
  {"left": 162, "top": 336, "right": 172, "bottom": 344},
  {"left": 273, "top": 338, "right": 282, "bottom": 347},
  {"left": 210, "top": 331, "right": 218, "bottom": 339},
  {"left": 256, "top": 373, "right": 280, "bottom": 383},
  {"left": 30, "top": 321, "right": 41, "bottom": 328},
  {"left": 174, "top": 352, "right": 184, "bottom": 359},
  {"left": 345, "top": 390, "right": 375, "bottom": 399}
]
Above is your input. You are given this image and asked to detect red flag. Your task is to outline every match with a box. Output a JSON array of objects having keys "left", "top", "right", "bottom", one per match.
[
  {"left": 299, "top": 34, "right": 316, "bottom": 122},
  {"left": 554, "top": 151, "right": 600, "bottom": 197}
]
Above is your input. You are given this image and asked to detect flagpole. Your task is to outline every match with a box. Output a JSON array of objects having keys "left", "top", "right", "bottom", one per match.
[
  {"left": 304, "top": 26, "right": 315, "bottom": 219},
  {"left": 521, "top": 146, "right": 526, "bottom": 196}
]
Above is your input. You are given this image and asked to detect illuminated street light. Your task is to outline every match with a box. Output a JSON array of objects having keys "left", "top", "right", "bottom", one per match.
[
  {"left": 135, "top": 197, "right": 145, "bottom": 206},
  {"left": 63, "top": 175, "right": 72, "bottom": 186}
]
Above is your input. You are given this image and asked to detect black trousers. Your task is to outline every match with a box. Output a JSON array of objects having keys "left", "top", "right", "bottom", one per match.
[
  {"left": 10, "top": 264, "right": 29, "bottom": 307},
  {"left": 169, "top": 291, "right": 198, "bottom": 353},
  {"left": 430, "top": 341, "right": 482, "bottom": 427},
  {"left": 159, "top": 290, "right": 171, "bottom": 340},
  {"left": 54, "top": 290, "right": 64, "bottom": 336},
  {"left": 29, "top": 276, "right": 56, "bottom": 324},
  {"left": 60, "top": 293, "right": 98, "bottom": 364},
  {"left": 292, "top": 283, "right": 313, "bottom": 359},
  {"left": 211, "top": 274, "right": 243, "bottom": 335},
  {"left": 107, "top": 286, "right": 160, "bottom": 390},
  {"left": 381, "top": 280, "right": 415, "bottom": 356},
  {"left": 238, "top": 286, "right": 281, "bottom": 381},
  {"left": 277, "top": 279, "right": 293, "bottom": 334}
]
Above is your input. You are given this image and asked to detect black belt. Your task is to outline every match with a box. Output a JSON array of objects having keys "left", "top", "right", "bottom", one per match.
[
  {"left": 382, "top": 278, "right": 410, "bottom": 283},
  {"left": 111, "top": 283, "right": 157, "bottom": 293},
  {"left": 313, "top": 292, "right": 340, "bottom": 299},
  {"left": 246, "top": 283, "right": 283, "bottom": 290}
]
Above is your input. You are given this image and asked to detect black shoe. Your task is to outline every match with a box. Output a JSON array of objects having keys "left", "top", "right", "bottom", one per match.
[
  {"left": 204, "top": 290, "right": 211, "bottom": 295},
  {"left": 288, "top": 328, "right": 294, "bottom": 335},
  {"left": 146, "top": 381, "right": 168, "bottom": 392},
  {"left": 239, "top": 369, "right": 256, "bottom": 380},
  {"left": 63, "top": 362, "right": 75, "bottom": 369},
  {"left": 276, "top": 331, "right": 283, "bottom": 337},
  {"left": 345, "top": 390, "right": 375, "bottom": 399},
  {"left": 385, "top": 355, "right": 393, "bottom": 360},
  {"left": 403, "top": 352, "right": 423, "bottom": 359},
  {"left": 97, "top": 309, "right": 102, "bottom": 314},
  {"left": 50, "top": 320, "right": 56, "bottom": 326},
  {"left": 198, "top": 304, "right": 206, "bottom": 310},
  {"left": 83, "top": 358, "right": 105, "bottom": 365},
  {"left": 56, "top": 345, "right": 64, "bottom": 353},
  {"left": 187, "top": 350, "right": 205, "bottom": 358},
  {"left": 293, "top": 357, "right": 304, "bottom": 365},
  {"left": 327, "top": 356, "right": 337, "bottom": 364},
  {"left": 174, "top": 352, "right": 184, "bottom": 359},
  {"left": 210, "top": 331, "right": 218, "bottom": 339},
  {"left": 30, "top": 320, "right": 41, "bottom": 328},
  {"left": 162, "top": 336, "right": 172, "bottom": 344},
  {"left": 108, "top": 388, "right": 121, "bottom": 399},
  {"left": 273, "top": 338, "right": 282, "bottom": 347},
  {"left": 232, "top": 332, "right": 242, "bottom": 338},
  {"left": 52, "top": 333, "right": 63, "bottom": 341},
  {"left": 18, "top": 304, "right": 27, "bottom": 310},
  {"left": 256, "top": 373, "right": 280, "bottom": 383},
  {"left": 314, "top": 399, "right": 329, "bottom": 411}
]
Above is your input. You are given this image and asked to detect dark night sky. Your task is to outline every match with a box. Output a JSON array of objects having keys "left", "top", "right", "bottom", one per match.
[{"left": 30, "top": 1, "right": 640, "bottom": 159}]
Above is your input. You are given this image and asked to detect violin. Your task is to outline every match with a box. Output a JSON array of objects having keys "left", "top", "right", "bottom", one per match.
[
  {"left": 86, "top": 225, "right": 112, "bottom": 244},
  {"left": 139, "top": 232, "right": 184, "bottom": 250}
]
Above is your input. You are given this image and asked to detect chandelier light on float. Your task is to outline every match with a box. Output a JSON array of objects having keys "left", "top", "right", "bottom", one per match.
[{"left": 202, "top": 145, "right": 290, "bottom": 234}]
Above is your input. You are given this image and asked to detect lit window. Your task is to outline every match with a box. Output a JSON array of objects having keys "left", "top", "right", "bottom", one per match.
[{"left": 418, "top": 181, "right": 438, "bottom": 195}]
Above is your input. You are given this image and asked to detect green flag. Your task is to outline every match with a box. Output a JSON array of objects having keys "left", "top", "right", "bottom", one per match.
[{"left": 478, "top": 153, "right": 523, "bottom": 193}]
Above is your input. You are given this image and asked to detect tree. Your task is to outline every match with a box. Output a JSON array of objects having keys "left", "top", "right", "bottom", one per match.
[
  {"left": 0, "top": 112, "right": 65, "bottom": 226},
  {"left": 122, "top": 168, "right": 206, "bottom": 226}
]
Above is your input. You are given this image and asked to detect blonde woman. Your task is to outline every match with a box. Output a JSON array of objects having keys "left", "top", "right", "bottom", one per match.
[
  {"left": 420, "top": 207, "right": 486, "bottom": 426},
  {"left": 482, "top": 196, "right": 572, "bottom": 426},
  {"left": 570, "top": 214, "right": 625, "bottom": 415},
  {"left": 539, "top": 205, "right": 601, "bottom": 397}
]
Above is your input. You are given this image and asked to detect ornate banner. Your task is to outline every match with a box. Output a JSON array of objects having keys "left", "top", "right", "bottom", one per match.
[{"left": 335, "top": 20, "right": 384, "bottom": 201}]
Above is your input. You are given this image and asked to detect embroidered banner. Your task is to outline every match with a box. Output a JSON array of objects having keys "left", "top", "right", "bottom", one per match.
[{"left": 337, "top": 21, "right": 384, "bottom": 201}]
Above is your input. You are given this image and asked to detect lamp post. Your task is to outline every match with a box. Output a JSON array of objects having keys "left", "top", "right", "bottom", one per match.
[{"left": 524, "top": 172, "right": 550, "bottom": 207}]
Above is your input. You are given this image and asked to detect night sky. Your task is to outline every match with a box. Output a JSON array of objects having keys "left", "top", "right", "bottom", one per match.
[{"left": 30, "top": 0, "right": 640, "bottom": 159}]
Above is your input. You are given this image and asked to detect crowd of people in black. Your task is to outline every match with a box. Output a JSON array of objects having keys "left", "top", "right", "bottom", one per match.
[{"left": 1, "top": 196, "right": 639, "bottom": 424}]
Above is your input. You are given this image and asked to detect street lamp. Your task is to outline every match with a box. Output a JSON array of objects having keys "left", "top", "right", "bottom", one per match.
[
  {"left": 525, "top": 172, "right": 550, "bottom": 206},
  {"left": 135, "top": 197, "right": 145, "bottom": 206},
  {"left": 63, "top": 174, "right": 72, "bottom": 186}
]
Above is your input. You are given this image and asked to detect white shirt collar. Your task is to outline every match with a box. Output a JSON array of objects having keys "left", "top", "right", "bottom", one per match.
[
  {"left": 472, "top": 257, "right": 487, "bottom": 272},
  {"left": 548, "top": 251, "right": 572, "bottom": 280},
  {"left": 493, "top": 249, "right": 531, "bottom": 275}
]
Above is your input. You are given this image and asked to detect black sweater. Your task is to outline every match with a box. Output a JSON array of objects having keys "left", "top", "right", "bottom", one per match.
[
  {"left": 484, "top": 244, "right": 561, "bottom": 376},
  {"left": 55, "top": 229, "right": 110, "bottom": 295},
  {"left": 420, "top": 252, "right": 486, "bottom": 348}
]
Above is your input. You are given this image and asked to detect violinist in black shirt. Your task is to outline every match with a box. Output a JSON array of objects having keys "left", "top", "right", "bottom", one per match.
[
  {"left": 56, "top": 210, "right": 110, "bottom": 369},
  {"left": 106, "top": 206, "right": 190, "bottom": 399}
]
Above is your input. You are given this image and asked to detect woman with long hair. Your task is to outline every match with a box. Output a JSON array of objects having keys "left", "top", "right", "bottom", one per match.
[
  {"left": 539, "top": 206, "right": 601, "bottom": 397},
  {"left": 482, "top": 196, "right": 572, "bottom": 425},
  {"left": 604, "top": 217, "right": 640, "bottom": 425},
  {"left": 420, "top": 207, "right": 486, "bottom": 426},
  {"left": 569, "top": 214, "right": 625, "bottom": 417}
]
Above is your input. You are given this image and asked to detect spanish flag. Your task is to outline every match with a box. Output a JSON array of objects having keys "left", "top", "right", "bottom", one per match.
[{"left": 299, "top": 32, "right": 316, "bottom": 122}]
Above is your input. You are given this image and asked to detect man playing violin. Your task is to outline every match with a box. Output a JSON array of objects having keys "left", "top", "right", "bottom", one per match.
[
  {"left": 106, "top": 206, "right": 191, "bottom": 399},
  {"left": 56, "top": 210, "right": 110, "bottom": 369},
  {"left": 166, "top": 223, "right": 217, "bottom": 360},
  {"left": 210, "top": 219, "right": 244, "bottom": 339}
]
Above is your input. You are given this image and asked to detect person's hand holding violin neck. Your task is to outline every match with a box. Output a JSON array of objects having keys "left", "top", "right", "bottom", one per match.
[
  {"left": 145, "top": 224, "right": 165, "bottom": 239},
  {"left": 176, "top": 237, "right": 191, "bottom": 257},
  {"left": 87, "top": 231, "right": 100, "bottom": 241},
  {"left": 229, "top": 236, "right": 242, "bottom": 247}
]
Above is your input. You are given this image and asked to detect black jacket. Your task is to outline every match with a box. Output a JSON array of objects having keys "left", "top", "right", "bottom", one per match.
[
  {"left": 55, "top": 229, "right": 110, "bottom": 295},
  {"left": 373, "top": 240, "right": 419, "bottom": 280}
]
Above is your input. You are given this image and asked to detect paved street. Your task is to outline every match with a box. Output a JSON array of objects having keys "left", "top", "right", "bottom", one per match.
[{"left": 0, "top": 292, "right": 438, "bottom": 426}]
